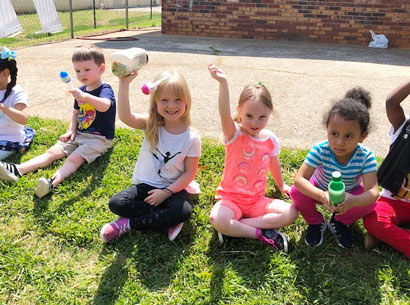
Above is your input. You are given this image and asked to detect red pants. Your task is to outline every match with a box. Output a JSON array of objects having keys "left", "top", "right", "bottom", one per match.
[{"left": 363, "top": 196, "right": 410, "bottom": 258}]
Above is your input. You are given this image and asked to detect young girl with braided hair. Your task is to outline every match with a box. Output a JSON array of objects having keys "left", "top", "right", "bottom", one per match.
[{"left": 0, "top": 46, "right": 33, "bottom": 161}]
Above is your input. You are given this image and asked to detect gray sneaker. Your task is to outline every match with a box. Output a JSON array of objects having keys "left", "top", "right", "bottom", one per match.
[
  {"left": 0, "top": 162, "right": 21, "bottom": 182},
  {"left": 35, "top": 177, "right": 54, "bottom": 198}
]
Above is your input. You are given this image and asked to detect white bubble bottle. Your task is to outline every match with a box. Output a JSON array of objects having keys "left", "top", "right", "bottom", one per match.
[{"left": 111, "top": 48, "right": 149, "bottom": 77}]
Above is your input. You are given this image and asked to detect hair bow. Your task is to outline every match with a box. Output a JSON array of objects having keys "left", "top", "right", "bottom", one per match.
[{"left": 1, "top": 47, "right": 17, "bottom": 61}]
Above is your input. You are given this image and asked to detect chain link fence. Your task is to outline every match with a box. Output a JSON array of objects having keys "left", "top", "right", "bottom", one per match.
[{"left": 1, "top": 0, "right": 161, "bottom": 48}]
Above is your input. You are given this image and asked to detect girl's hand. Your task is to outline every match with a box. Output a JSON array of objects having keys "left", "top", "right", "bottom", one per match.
[
  {"left": 334, "top": 192, "right": 354, "bottom": 215},
  {"left": 70, "top": 88, "right": 87, "bottom": 104},
  {"left": 280, "top": 183, "right": 291, "bottom": 199},
  {"left": 208, "top": 64, "right": 227, "bottom": 82},
  {"left": 119, "top": 70, "right": 138, "bottom": 84},
  {"left": 144, "top": 188, "right": 171, "bottom": 206},
  {"left": 320, "top": 191, "right": 334, "bottom": 213},
  {"left": 59, "top": 130, "right": 75, "bottom": 142}
]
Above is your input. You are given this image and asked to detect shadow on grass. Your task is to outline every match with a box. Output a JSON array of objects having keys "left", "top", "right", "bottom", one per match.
[
  {"left": 205, "top": 231, "right": 279, "bottom": 304},
  {"left": 31, "top": 149, "right": 113, "bottom": 229},
  {"left": 92, "top": 219, "right": 197, "bottom": 305},
  {"left": 287, "top": 221, "right": 410, "bottom": 305}
]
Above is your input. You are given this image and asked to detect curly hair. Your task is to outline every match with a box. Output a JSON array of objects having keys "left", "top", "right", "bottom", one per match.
[{"left": 324, "top": 86, "right": 372, "bottom": 134}]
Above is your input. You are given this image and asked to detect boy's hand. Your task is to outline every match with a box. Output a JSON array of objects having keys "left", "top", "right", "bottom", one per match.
[
  {"left": 208, "top": 64, "right": 227, "bottom": 82},
  {"left": 70, "top": 88, "right": 87, "bottom": 104},
  {"left": 144, "top": 188, "right": 171, "bottom": 206},
  {"left": 118, "top": 70, "right": 138, "bottom": 84},
  {"left": 334, "top": 193, "right": 354, "bottom": 215},
  {"left": 60, "top": 130, "right": 75, "bottom": 142}
]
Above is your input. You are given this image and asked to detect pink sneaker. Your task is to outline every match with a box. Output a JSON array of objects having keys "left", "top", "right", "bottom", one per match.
[
  {"left": 100, "top": 217, "right": 130, "bottom": 243},
  {"left": 168, "top": 222, "right": 184, "bottom": 241}
]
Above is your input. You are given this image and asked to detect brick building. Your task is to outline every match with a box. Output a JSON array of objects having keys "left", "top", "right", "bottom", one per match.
[{"left": 162, "top": 0, "right": 410, "bottom": 48}]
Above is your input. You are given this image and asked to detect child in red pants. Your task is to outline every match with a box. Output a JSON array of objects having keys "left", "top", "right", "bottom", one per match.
[{"left": 363, "top": 79, "right": 410, "bottom": 258}]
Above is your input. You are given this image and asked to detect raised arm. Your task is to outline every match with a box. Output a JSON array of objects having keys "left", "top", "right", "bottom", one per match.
[
  {"left": 117, "top": 71, "right": 148, "bottom": 130},
  {"left": 208, "top": 64, "right": 236, "bottom": 141},
  {"left": 386, "top": 79, "right": 410, "bottom": 132}
]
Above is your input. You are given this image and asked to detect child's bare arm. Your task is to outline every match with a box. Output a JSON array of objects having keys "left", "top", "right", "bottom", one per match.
[
  {"left": 60, "top": 109, "right": 78, "bottom": 142},
  {"left": 269, "top": 156, "right": 290, "bottom": 196},
  {"left": 0, "top": 103, "right": 28, "bottom": 124},
  {"left": 386, "top": 79, "right": 410, "bottom": 132},
  {"left": 117, "top": 72, "right": 148, "bottom": 130},
  {"left": 208, "top": 64, "right": 236, "bottom": 141},
  {"left": 69, "top": 89, "right": 111, "bottom": 112},
  {"left": 334, "top": 171, "right": 378, "bottom": 215},
  {"left": 144, "top": 156, "right": 200, "bottom": 206},
  {"left": 295, "top": 163, "right": 332, "bottom": 211}
]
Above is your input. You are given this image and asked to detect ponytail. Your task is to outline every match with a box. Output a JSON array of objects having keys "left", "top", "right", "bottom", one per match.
[{"left": 0, "top": 58, "right": 18, "bottom": 103}]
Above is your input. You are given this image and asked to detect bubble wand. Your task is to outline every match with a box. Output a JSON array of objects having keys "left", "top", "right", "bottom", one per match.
[
  {"left": 141, "top": 75, "right": 171, "bottom": 95},
  {"left": 60, "top": 71, "right": 74, "bottom": 89}
]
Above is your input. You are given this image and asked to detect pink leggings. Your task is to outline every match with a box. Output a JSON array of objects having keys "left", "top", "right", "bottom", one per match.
[
  {"left": 363, "top": 196, "right": 410, "bottom": 258},
  {"left": 290, "top": 180, "right": 375, "bottom": 225}
]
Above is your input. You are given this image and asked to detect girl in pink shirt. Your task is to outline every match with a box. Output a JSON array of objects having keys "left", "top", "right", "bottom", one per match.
[{"left": 208, "top": 64, "right": 298, "bottom": 252}]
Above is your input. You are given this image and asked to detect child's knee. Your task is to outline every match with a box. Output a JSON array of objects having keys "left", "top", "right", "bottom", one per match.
[
  {"left": 288, "top": 204, "right": 299, "bottom": 223},
  {"left": 209, "top": 211, "right": 228, "bottom": 232}
]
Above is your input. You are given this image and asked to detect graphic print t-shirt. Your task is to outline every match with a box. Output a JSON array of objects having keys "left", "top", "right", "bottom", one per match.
[
  {"left": 74, "top": 83, "right": 116, "bottom": 139},
  {"left": 380, "top": 114, "right": 410, "bottom": 202},
  {"left": 132, "top": 127, "right": 201, "bottom": 193}
]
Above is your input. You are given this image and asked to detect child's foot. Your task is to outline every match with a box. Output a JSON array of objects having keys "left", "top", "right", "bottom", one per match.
[
  {"left": 305, "top": 222, "right": 327, "bottom": 247},
  {"left": 364, "top": 232, "right": 380, "bottom": 249},
  {"left": 256, "top": 228, "right": 288, "bottom": 253},
  {"left": 35, "top": 177, "right": 54, "bottom": 198},
  {"left": 328, "top": 214, "right": 353, "bottom": 249},
  {"left": 0, "top": 161, "right": 21, "bottom": 182},
  {"left": 100, "top": 217, "right": 130, "bottom": 243},
  {"left": 168, "top": 222, "right": 184, "bottom": 241}
]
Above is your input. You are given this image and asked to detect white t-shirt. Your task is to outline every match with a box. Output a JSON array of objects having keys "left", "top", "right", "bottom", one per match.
[
  {"left": 0, "top": 85, "right": 29, "bottom": 143},
  {"left": 380, "top": 114, "right": 410, "bottom": 202},
  {"left": 132, "top": 126, "right": 202, "bottom": 194}
]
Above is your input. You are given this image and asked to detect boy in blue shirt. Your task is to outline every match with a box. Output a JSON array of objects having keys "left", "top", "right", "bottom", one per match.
[{"left": 0, "top": 44, "right": 116, "bottom": 198}]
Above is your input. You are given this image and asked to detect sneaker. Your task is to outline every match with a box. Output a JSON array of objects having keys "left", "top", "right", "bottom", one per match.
[
  {"left": 364, "top": 232, "right": 380, "bottom": 249},
  {"left": 100, "top": 217, "right": 130, "bottom": 243},
  {"left": 0, "top": 161, "right": 21, "bottom": 182},
  {"left": 328, "top": 214, "right": 353, "bottom": 249},
  {"left": 168, "top": 222, "right": 184, "bottom": 241},
  {"left": 256, "top": 228, "right": 288, "bottom": 253},
  {"left": 305, "top": 222, "right": 327, "bottom": 247},
  {"left": 35, "top": 177, "right": 54, "bottom": 199},
  {"left": 217, "top": 231, "right": 224, "bottom": 245}
]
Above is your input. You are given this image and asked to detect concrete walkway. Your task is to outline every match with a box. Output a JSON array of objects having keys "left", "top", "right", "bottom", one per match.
[{"left": 16, "top": 29, "right": 410, "bottom": 157}]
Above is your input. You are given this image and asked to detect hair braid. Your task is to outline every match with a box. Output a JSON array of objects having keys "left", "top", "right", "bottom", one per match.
[{"left": 0, "top": 59, "right": 18, "bottom": 103}]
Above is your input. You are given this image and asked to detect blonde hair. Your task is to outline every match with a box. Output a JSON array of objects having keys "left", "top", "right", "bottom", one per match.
[
  {"left": 72, "top": 44, "right": 105, "bottom": 66},
  {"left": 145, "top": 71, "right": 192, "bottom": 149},
  {"left": 233, "top": 84, "right": 273, "bottom": 123}
]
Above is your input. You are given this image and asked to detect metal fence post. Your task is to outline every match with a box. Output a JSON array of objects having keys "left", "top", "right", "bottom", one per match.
[
  {"left": 69, "top": 0, "right": 74, "bottom": 38},
  {"left": 93, "top": 0, "right": 96, "bottom": 29},
  {"left": 126, "top": 0, "right": 129, "bottom": 30},
  {"left": 151, "top": 0, "right": 153, "bottom": 19}
]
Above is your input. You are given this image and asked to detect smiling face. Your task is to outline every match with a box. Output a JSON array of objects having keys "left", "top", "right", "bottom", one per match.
[
  {"left": 327, "top": 113, "right": 367, "bottom": 164},
  {"left": 237, "top": 98, "right": 271, "bottom": 138},
  {"left": 73, "top": 59, "right": 104, "bottom": 90},
  {"left": 156, "top": 83, "right": 187, "bottom": 125},
  {"left": 0, "top": 69, "right": 9, "bottom": 90}
]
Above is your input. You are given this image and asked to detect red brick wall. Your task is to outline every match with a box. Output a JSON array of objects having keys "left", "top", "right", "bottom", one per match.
[{"left": 162, "top": 0, "right": 410, "bottom": 48}]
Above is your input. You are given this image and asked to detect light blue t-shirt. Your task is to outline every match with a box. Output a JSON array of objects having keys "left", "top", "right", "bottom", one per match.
[{"left": 305, "top": 141, "right": 377, "bottom": 192}]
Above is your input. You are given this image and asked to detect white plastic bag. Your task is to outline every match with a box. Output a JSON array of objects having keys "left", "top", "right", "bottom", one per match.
[{"left": 368, "top": 30, "right": 388, "bottom": 49}]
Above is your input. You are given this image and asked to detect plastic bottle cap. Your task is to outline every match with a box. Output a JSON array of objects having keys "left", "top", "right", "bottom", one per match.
[{"left": 332, "top": 171, "right": 342, "bottom": 180}]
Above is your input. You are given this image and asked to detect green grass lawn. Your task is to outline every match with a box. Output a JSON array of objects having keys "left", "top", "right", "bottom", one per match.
[
  {"left": 0, "top": 9, "right": 161, "bottom": 48},
  {"left": 1, "top": 117, "right": 409, "bottom": 304}
]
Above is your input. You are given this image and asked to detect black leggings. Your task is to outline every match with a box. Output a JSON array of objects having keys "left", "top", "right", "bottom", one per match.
[{"left": 108, "top": 183, "right": 193, "bottom": 230}]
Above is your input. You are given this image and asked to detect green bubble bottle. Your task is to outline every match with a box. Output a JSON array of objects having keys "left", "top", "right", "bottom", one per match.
[{"left": 328, "top": 171, "right": 345, "bottom": 206}]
